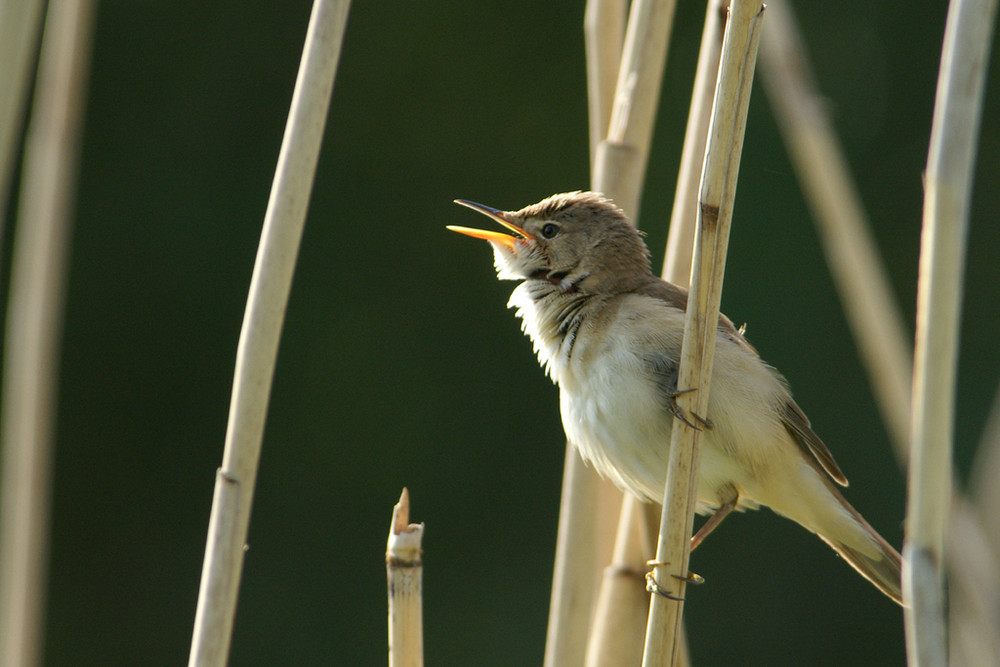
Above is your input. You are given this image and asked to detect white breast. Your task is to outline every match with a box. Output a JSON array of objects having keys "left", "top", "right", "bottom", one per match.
[{"left": 518, "top": 290, "right": 789, "bottom": 510}]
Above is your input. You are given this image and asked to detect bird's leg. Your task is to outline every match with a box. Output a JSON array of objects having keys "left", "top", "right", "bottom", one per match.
[
  {"left": 645, "top": 493, "right": 739, "bottom": 597},
  {"left": 690, "top": 494, "right": 738, "bottom": 551}
]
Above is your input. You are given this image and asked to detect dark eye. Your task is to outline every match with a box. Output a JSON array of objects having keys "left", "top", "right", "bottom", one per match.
[{"left": 541, "top": 223, "right": 559, "bottom": 239}]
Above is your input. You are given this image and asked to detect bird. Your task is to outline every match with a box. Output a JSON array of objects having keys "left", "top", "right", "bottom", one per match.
[{"left": 447, "top": 190, "right": 903, "bottom": 604}]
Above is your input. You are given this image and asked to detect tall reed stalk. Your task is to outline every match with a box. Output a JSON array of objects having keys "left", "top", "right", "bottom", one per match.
[
  {"left": 187, "top": 2, "right": 351, "bottom": 664},
  {"left": 545, "top": 2, "right": 678, "bottom": 666},
  {"left": 0, "top": 3, "right": 96, "bottom": 666},
  {"left": 0, "top": 0, "right": 45, "bottom": 245},
  {"left": 642, "top": 3, "right": 765, "bottom": 665},
  {"left": 904, "top": 0, "right": 997, "bottom": 664}
]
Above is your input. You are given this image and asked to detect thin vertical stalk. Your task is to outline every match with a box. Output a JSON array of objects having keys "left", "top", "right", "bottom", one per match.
[
  {"left": 758, "top": 0, "right": 914, "bottom": 459},
  {"left": 664, "top": 0, "right": 727, "bottom": 286},
  {"left": 904, "top": 0, "right": 997, "bottom": 664},
  {"left": 546, "top": 2, "right": 678, "bottom": 666},
  {"left": 642, "top": 3, "right": 765, "bottom": 665},
  {"left": 585, "top": 495, "right": 655, "bottom": 667},
  {"left": 187, "top": 2, "right": 351, "bottom": 665},
  {"left": 585, "top": 0, "right": 626, "bottom": 169},
  {"left": 583, "top": 4, "right": 729, "bottom": 665},
  {"left": 0, "top": 2, "right": 96, "bottom": 666},
  {"left": 969, "top": 383, "right": 1000, "bottom": 555},
  {"left": 387, "top": 489, "right": 424, "bottom": 667},
  {"left": 0, "top": 0, "right": 45, "bottom": 247},
  {"left": 545, "top": 8, "right": 628, "bottom": 665},
  {"left": 593, "top": 0, "right": 679, "bottom": 217}
]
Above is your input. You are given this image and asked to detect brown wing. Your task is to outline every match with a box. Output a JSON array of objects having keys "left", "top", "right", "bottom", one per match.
[
  {"left": 636, "top": 277, "right": 758, "bottom": 356},
  {"left": 782, "top": 399, "right": 849, "bottom": 486}
]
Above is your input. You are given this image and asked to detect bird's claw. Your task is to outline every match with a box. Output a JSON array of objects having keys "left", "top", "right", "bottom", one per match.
[
  {"left": 645, "top": 561, "right": 705, "bottom": 599},
  {"left": 666, "top": 388, "right": 714, "bottom": 430},
  {"left": 645, "top": 571, "right": 684, "bottom": 601},
  {"left": 673, "top": 571, "right": 705, "bottom": 585}
]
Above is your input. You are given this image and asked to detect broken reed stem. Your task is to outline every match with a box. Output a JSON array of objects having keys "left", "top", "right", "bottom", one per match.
[
  {"left": 757, "top": 0, "right": 914, "bottom": 459},
  {"left": 0, "top": 3, "right": 96, "bottom": 666},
  {"left": 187, "top": 2, "right": 351, "bottom": 665},
  {"left": 903, "top": 0, "right": 997, "bottom": 664},
  {"left": 387, "top": 489, "right": 424, "bottom": 667},
  {"left": 642, "top": 3, "right": 765, "bottom": 666},
  {"left": 546, "top": 3, "right": 679, "bottom": 667}
]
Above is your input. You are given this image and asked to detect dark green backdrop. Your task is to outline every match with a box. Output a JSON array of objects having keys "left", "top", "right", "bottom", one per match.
[{"left": 3, "top": 1, "right": 999, "bottom": 665}]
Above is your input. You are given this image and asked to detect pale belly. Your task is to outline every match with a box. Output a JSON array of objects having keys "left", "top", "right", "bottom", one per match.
[{"left": 557, "top": 346, "right": 772, "bottom": 513}]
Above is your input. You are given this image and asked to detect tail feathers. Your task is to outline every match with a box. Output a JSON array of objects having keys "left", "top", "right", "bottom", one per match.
[
  {"left": 820, "top": 533, "right": 903, "bottom": 605},
  {"left": 821, "top": 482, "right": 904, "bottom": 605}
]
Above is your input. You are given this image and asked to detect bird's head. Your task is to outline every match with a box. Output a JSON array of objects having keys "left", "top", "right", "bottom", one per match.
[{"left": 448, "top": 191, "right": 651, "bottom": 294}]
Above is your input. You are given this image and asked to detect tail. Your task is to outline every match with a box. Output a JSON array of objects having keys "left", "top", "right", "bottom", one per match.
[
  {"left": 765, "top": 462, "right": 903, "bottom": 605},
  {"left": 817, "top": 485, "right": 903, "bottom": 605}
]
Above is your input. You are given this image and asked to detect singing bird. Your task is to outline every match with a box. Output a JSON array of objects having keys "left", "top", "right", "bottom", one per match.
[{"left": 448, "top": 191, "right": 902, "bottom": 604}]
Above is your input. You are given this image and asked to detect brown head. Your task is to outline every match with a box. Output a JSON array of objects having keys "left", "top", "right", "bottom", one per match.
[{"left": 448, "top": 191, "right": 652, "bottom": 295}]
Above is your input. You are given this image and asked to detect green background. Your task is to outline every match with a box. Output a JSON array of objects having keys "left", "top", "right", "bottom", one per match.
[{"left": 3, "top": 1, "right": 999, "bottom": 665}]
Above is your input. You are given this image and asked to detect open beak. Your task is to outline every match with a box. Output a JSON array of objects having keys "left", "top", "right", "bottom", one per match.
[{"left": 447, "top": 199, "right": 534, "bottom": 250}]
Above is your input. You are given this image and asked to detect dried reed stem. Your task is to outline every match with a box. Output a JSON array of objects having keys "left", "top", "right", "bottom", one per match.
[
  {"left": 187, "top": 2, "right": 351, "bottom": 664},
  {"left": 904, "top": 0, "right": 997, "bottom": 664},
  {"left": 663, "top": 0, "right": 727, "bottom": 286},
  {"left": 642, "top": 3, "right": 765, "bottom": 665},
  {"left": 592, "top": 0, "right": 678, "bottom": 217},
  {"left": 757, "top": 0, "right": 914, "bottom": 458},
  {"left": 946, "top": 498, "right": 1000, "bottom": 667},
  {"left": 585, "top": 0, "right": 626, "bottom": 170},
  {"left": 585, "top": 496, "right": 654, "bottom": 667},
  {"left": 546, "top": 3, "right": 679, "bottom": 666},
  {"left": 0, "top": 0, "right": 45, "bottom": 241},
  {"left": 544, "top": 446, "right": 620, "bottom": 667},
  {"left": 0, "top": 3, "right": 96, "bottom": 666},
  {"left": 387, "top": 489, "right": 424, "bottom": 667},
  {"left": 970, "top": 384, "right": 1000, "bottom": 555}
]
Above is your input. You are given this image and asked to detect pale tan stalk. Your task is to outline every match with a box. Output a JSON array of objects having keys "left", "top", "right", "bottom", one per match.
[
  {"left": 946, "top": 499, "right": 1000, "bottom": 667},
  {"left": 969, "top": 385, "right": 1000, "bottom": 555},
  {"left": 642, "top": 3, "right": 765, "bottom": 665},
  {"left": 0, "top": 0, "right": 45, "bottom": 240},
  {"left": 545, "top": 5, "right": 628, "bottom": 666},
  {"left": 585, "top": 496, "right": 655, "bottom": 667},
  {"left": 545, "top": 445, "right": 620, "bottom": 667},
  {"left": 664, "top": 0, "right": 727, "bottom": 286},
  {"left": 546, "top": 3, "right": 679, "bottom": 666},
  {"left": 593, "top": 0, "right": 679, "bottom": 217},
  {"left": 757, "top": 0, "right": 914, "bottom": 458},
  {"left": 187, "top": 2, "right": 351, "bottom": 665},
  {"left": 585, "top": 0, "right": 626, "bottom": 169},
  {"left": 903, "top": 0, "right": 997, "bottom": 664},
  {"left": 0, "top": 3, "right": 96, "bottom": 666},
  {"left": 387, "top": 489, "right": 424, "bottom": 667}
]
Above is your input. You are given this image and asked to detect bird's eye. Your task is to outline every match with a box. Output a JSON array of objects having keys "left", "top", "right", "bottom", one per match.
[{"left": 541, "top": 223, "right": 559, "bottom": 239}]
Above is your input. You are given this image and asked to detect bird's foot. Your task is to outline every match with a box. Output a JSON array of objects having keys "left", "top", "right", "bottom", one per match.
[
  {"left": 645, "top": 571, "right": 684, "bottom": 601},
  {"left": 645, "top": 561, "right": 705, "bottom": 600},
  {"left": 666, "top": 388, "right": 714, "bottom": 430}
]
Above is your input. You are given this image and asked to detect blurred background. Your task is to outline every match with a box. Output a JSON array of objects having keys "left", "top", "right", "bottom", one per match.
[{"left": 2, "top": 1, "right": 999, "bottom": 665}]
